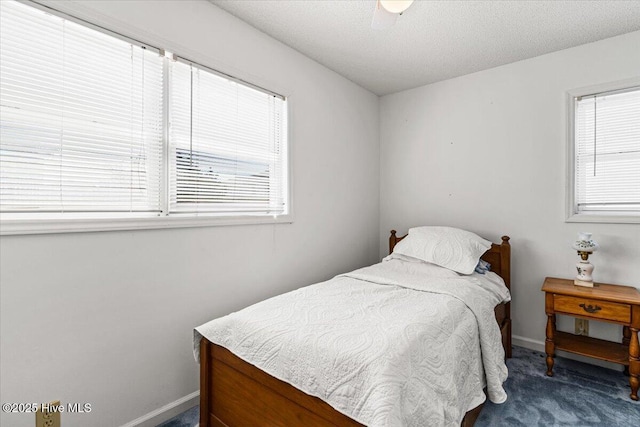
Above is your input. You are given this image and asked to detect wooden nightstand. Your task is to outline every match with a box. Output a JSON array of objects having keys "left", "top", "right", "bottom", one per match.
[{"left": 541, "top": 277, "right": 640, "bottom": 401}]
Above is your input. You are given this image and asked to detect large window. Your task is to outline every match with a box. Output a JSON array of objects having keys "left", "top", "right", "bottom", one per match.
[
  {"left": 0, "top": 0, "right": 288, "bottom": 233},
  {"left": 568, "top": 83, "right": 640, "bottom": 223}
]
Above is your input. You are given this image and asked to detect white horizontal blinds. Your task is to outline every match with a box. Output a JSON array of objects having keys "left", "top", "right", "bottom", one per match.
[
  {"left": 169, "top": 60, "right": 287, "bottom": 215},
  {"left": 0, "top": 0, "right": 164, "bottom": 214},
  {"left": 575, "top": 87, "right": 640, "bottom": 214}
]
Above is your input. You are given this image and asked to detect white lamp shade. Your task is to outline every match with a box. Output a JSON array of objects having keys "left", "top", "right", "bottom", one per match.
[
  {"left": 380, "top": 0, "right": 415, "bottom": 14},
  {"left": 572, "top": 232, "right": 599, "bottom": 252}
]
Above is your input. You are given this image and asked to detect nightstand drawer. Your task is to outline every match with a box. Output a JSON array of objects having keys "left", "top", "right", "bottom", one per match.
[{"left": 553, "top": 295, "right": 631, "bottom": 323}]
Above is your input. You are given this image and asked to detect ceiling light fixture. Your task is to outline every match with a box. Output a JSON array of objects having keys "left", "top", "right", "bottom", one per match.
[
  {"left": 380, "top": 0, "right": 414, "bottom": 14},
  {"left": 372, "top": 0, "right": 414, "bottom": 30}
]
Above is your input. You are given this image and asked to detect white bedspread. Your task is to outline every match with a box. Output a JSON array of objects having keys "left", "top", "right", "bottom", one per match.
[{"left": 194, "top": 257, "right": 510, "bottom": 427}]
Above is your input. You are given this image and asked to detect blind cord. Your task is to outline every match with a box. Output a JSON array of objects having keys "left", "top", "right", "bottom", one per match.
[
  {"left": 59, "top": 20, "right": 65, "bottom": 213},
  {"left": 593, "top": 96, "right": 597, "bottom": 177},
  {"left": 189, "top": 66, "right": 194, "bottom": 167},
  {"left": 130, "top": 44, "right": 134, "bottom": 212}
]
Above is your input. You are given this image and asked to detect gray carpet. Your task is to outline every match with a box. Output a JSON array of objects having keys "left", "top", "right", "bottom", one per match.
[
  {"left": 476, "top": 346, "right": 639, "bottom": 426},
  {"left": 157, "top": 405, "right": 198, "bottom": 427},
  {"left": 158, "top": 346, "right": 640, "bottom": 426}
]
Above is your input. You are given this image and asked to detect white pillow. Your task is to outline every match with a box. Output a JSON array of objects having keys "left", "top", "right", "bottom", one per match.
[{"left": 392, "top": 226, "right": 492, "bottom": 274}]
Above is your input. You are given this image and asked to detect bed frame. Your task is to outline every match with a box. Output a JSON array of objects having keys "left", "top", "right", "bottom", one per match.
[{"left": 200, "top": 230, "right": 512, "bottom": 427}]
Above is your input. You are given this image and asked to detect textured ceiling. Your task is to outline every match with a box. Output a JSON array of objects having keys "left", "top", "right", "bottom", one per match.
[{"left": 210, "top": 0, "right": 640, "bottom": 96}]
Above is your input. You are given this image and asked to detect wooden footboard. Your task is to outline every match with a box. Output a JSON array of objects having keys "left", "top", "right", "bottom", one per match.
[
  {"left": 200, "top": 339, "right": 490, "bottom": 427},
  {"left": 200, "top": 305, "right": 511, "bottom": 427},
  {"left": 200, "top": 307, "right": 510, "bottom": 427}
]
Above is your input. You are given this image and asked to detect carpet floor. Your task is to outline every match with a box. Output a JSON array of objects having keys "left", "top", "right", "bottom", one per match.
[{"left": 158, "top": 346, "right": 640, "bottom": 426}]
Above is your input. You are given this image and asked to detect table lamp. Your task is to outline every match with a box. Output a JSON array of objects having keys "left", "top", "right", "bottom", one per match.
[{"left": 572, "top": 232, "right": 599, "bottom": 287}]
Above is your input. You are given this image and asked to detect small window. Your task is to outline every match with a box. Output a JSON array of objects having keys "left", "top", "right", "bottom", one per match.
[
  {"left": 168, "top": 61, "right": 288, "bottom": 216},
  {"left": 568, "top": 83, "right": 640, "bottom": 223}
]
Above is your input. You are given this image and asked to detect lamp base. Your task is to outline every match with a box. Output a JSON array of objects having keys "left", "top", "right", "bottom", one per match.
[
  {"left": 576, "top": 259, "right": 595, "bottom": 285},
  {"left": 574, "top": 278, "right": 594, "bottom": 287}
]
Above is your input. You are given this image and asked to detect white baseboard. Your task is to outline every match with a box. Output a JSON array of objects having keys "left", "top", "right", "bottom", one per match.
[
  {"left": 120, "top": 391, "right": 199, "bottom": 427},
  {"left": 512, "top": 334, "right": 545, "bottom": 352},
  {"left": 512, "top": 334, "right": 623, "bottom": 372}
]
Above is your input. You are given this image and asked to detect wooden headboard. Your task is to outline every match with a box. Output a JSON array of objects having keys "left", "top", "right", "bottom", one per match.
[
  {"left": 388, "top": 230, "right": 511, "bottom": 291},
  {"left": 388, "top": 229, "right": 512, "bottom": 360}
]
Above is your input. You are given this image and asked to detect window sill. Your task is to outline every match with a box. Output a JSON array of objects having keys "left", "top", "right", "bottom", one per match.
[
  {"left": 565, "top": 213, "right": 640, "bottom": 224},
  {"left": 0, "top": 214, "right": 294, "bottom": 236}
]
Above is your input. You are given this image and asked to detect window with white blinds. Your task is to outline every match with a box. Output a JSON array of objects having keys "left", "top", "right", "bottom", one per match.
[
  {"left": 0, "top": 0, "right": 289, "bottom": 230},
  {"left": 0, "top": 0, "right": 164, "bottom": 215},
  {"left": 573, "top": 87, "right": 640, "bottom": 218},
  {"left": 169, "top": 61, "right": 287, "bottom": 216}
]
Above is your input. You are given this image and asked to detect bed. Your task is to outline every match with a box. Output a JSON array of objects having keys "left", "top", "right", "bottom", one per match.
[{"left": 196, "top": 229, "right": 512, "bottom": 427}]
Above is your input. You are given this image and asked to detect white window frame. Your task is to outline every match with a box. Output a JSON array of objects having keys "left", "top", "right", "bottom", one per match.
[
  {"left": 565, "top": 78, "right": 640, "bottom": 224},
  {"left": 0, "top": 0, "right": 293, "bottom": 235}
]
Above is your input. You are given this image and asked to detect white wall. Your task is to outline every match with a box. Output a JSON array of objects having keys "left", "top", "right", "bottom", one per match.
[
  {"left": 380, "top": 31, "right": 640, "bottom": 354},
  {"left": 0, "top": 1, "right": 379, "bottom": 426}
]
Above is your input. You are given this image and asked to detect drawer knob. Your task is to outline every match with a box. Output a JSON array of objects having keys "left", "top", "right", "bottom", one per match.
[{"left": 579, "top": 303, "right": 602, "bottom": 313}]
